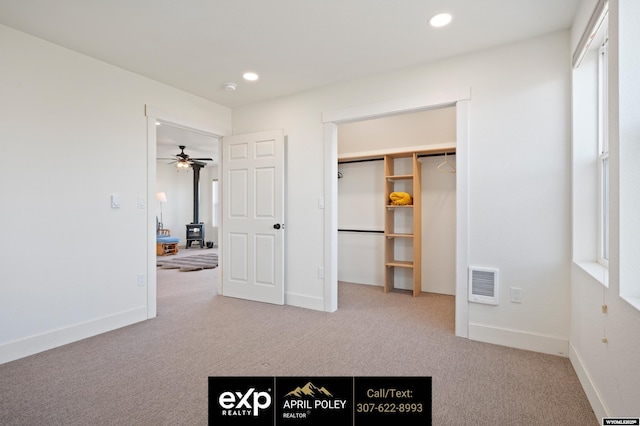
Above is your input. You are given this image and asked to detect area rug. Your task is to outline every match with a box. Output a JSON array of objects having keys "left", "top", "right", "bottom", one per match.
[{"left": 156, "top": 252, "right": 218, "bottom": 272}]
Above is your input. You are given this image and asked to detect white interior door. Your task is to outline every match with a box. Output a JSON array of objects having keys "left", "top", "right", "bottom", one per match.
[{"left": 221, "top": 130, "right": 285, "bottom": 305}]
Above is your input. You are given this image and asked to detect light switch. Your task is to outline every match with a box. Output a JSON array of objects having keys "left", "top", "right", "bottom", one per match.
[{"left": 111, "top": 194, "right": 121, "bottom": 209}]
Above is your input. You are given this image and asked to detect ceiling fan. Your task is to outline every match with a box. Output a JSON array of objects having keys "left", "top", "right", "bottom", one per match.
[{"left": 158, "top": 145, "right": 213, "bottom": 168}]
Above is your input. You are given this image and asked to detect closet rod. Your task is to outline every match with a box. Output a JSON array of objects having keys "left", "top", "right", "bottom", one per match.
[
  {"left": 417, "top": 151, "right": 456, "bottom": 159},
  {"left": 338, "top": 229, "right": 384, "bottom": 233},
  {"left": 337, "top": 158, "right": 384, "bottom": 164},
  {"left": 340, "top": 152, "right": 455, "bottom": 163}
]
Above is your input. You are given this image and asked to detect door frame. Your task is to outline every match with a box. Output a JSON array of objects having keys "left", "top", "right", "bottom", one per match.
[
  {"left": 322, "top": 87, "right": 470, "bottom": 338},
  {"left": 145, "top": 104, "right": 227, "bottom": 318}
]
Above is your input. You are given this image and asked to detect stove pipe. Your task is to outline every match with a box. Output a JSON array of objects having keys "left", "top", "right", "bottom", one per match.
[{"left": 191, "top": 162, "right": 203, "bottom": 224}]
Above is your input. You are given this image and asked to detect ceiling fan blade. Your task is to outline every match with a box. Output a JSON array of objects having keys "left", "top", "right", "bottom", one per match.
[{"left": 191, "top": 158, "right": 214, "bottom": 161}]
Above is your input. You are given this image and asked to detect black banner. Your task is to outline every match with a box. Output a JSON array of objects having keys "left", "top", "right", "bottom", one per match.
[{"left": 208, "top": 376, "right": 432, "bottom": 426}]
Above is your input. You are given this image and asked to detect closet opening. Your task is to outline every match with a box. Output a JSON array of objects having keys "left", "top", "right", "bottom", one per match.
[
  {"left": 322, "top": 86, "right": 470, "bottom": 336},
  {"left": 336, "top": 107, "right": 457, "bottom": 302}
]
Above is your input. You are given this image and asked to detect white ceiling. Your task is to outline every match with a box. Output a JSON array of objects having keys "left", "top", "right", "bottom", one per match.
[
  {"left": 0, "top": 0, "right": 580, "bottom": 109},
  {"left": 0, "top": 0, "right": 580, "bottom": 159}
]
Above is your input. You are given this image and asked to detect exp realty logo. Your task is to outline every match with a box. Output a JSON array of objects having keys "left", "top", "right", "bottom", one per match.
[
  {"left": 209, "top": 377, "right": 275, "bottom": 425},
  {"left": 276, "top": 377, "right": 352, "bottom": 425}
]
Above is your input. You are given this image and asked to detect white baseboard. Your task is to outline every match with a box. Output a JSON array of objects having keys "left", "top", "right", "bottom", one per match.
[
  {"left": 285, "top": 292, "right": 325, "bottom": 312},
  {"left": 569, "top": 341, "right": 609, "bottom": 420},
  {"left": 468, "top": 323, "right": 569, "bottom": 356},
  {"left": 0, "top": 306, "right": 148, "bottom": 365}
]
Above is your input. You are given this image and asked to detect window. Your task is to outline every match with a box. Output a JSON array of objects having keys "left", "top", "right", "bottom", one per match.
[
  {"left": 211, "top": 179, "right": 219, "bottom": 227},
  {"left": 571, "top": 0, "right": 609, "bottom": 283},
  {"left": 598, "top": 37, "right": 609, "bottom": 266}
]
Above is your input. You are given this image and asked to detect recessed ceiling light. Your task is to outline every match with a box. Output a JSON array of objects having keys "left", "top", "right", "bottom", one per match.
[
  {"left": 243, "top": 72, "right": 259, "bottom": 81},
  {"left": 429, "top": 13, "right": 452, "bottom": 28}
]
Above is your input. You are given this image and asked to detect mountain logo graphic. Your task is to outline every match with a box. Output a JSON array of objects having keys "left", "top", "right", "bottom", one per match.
[{"left": 285, "top": 382, "right": 334, "bottom": 398}]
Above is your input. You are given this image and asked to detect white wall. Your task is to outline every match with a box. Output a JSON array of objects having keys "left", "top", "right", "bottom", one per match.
[
  {"left": 421, "top": 155, "right": 456, "bottom": 295},
  {"left": 337, "top": 160, "right": 385, "bottom": 286},
  {"left": 233, "top": 31, "right": 572, "bottom": 355},
  {"left": 0, "top": 25, "right": 231, "bottom": 363},
  {"left": 338, "top": 107, "right": 456, "bottom": 155},
  {"left": 569, "top": 0, "right": 640, "bottom": 419}
]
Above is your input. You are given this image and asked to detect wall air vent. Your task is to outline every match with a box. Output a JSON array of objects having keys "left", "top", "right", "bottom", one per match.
[{"left": 468, "top": 267, "right": 499, "bottom": 305}]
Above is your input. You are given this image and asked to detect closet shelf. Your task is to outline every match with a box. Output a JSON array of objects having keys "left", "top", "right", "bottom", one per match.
[
  {"left": 386, "top": 260, "right": 414, "bottom": 268},
  {"left": 385, "top": 233, "right": 413, "bottom": 238},
  {"left": 386, "top": 174, "right": 413, "bottom": 181},
  {"left": 386, "top": 205, "right": 413, "bottom": 209}
]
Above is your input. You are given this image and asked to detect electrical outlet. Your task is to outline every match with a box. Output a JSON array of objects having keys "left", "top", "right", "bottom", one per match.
[
  {"left": 137, "top": 273, "right": 146, "bottom": 286},
  {"left": 510, "top": 287, "right": 522, "bottom": 303},
  {"left": 317, "top": 267, "right": 325, "bottom": 279}
]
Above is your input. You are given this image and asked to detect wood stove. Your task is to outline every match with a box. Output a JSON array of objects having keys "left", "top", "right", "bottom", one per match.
[{"left": 185, "top": 223, "right": 205, "bottom": 248}]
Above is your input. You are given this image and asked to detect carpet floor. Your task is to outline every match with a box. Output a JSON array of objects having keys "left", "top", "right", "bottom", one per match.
[{"left": 0, "top": 255, "right": 597, "bottom": 425}]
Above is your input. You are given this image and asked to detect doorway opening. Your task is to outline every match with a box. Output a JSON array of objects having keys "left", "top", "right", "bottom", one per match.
[
  {"left": 337, "top": 107, "right": 457, "bottom": 303},
  {"left": 323, "top": 87, "right": 470, "bottom": 337},
  {"left": 156, "top": 123, "right": 219, "bottom": 251},
  {"left": 145, "top": 106, "right": 224, "bottom": 318}
]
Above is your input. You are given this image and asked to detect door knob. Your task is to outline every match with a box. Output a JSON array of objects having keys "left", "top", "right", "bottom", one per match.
[{"left": 273, "top": 223, "right": 281, "bottom": 230}]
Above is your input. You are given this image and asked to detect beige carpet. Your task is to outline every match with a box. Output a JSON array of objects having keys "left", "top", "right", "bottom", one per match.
[{"left": 0, "top": 263, "right": 597, "bottom": 425}]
